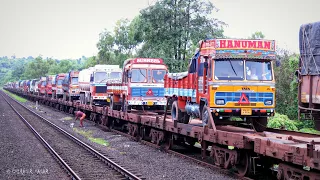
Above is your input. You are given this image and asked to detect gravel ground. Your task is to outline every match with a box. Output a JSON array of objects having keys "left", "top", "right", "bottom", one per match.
[
  {"left": 0, "top": 95, "right": 70, "bottom": 180},
  {"left": 5, "top": 95, "right": 126, "bottom": 180},
  {"left": 22, "top": 98, "right": 240, "bottom": 180}
]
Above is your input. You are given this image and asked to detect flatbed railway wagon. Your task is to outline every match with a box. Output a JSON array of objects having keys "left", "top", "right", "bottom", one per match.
[
  {"left": 4, "top": 83, "right": 320, "bottom": 179},
  {"left": 297, "top": 21, "right": 320, "bottom": 130},
  {"left": 165, "top": 38, "right": 276, "bottom": 132}
]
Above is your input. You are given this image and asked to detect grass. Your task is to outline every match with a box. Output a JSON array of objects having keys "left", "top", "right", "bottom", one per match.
[
  {"left": 72, "top": 127, "right": 109, "bottom": 147},
  {"left": 2, "top": 89, "right": 27, "bottom": 103},
  {"left": 60, "top": 117, "right": 73, "bottom": 121}
]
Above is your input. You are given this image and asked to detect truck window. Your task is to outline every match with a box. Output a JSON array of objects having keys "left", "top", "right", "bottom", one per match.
[
  {"left": 110, "top": 72, "right": 121, "bottom": 79},
  {"left": 57, "top": 79, "right": 63, "bottom": 85},
  {"left": 246, "top": 61, "right": 272, "bottom": 81},
  {"left": 131, "top": 69, "right": 147, "bottom": 83},
  {"left": 152, "top": 69, "right": 166, "bottom": 83},
  {"left": 71, "top": 77, "right": 78, "bottom": 85},
  {"left": 214, "top": 59, "right": 244, "bottom": 80},
  {"left": 94, "top": 72, "right": 107, "bottom": 83}
]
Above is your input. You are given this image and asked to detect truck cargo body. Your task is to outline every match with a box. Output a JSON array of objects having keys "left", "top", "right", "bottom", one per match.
[
  {"left": 25, "top": 80, "right": 30, "bottom": 93},
  {"left": 62, "top": 70, "right": 80, "bottom": 101},
  {"left": 298, "top": 21, "right": 320, "bottom": 130}
]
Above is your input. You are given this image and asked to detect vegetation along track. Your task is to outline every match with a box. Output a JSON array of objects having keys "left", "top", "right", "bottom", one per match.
[{"left": 0, "top": 90, "right": 143, "bottom": 180}]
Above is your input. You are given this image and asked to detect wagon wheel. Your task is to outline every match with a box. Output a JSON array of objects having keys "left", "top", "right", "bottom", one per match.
[{"left": 235, "top": 151, "right": 251, "bottom": 177}]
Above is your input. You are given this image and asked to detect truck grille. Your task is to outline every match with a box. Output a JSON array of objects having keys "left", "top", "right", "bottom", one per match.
[{"left": 96, "top": 86, "right": 107, "bottom": 93}]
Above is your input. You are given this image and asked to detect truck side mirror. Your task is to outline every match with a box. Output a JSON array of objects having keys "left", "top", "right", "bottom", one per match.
[{"left": 90, "top": 75, "right": 93, "bottom": 82}]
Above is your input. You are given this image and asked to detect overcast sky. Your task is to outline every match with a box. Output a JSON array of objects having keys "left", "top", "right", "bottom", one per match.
[{"left": 0, "top": 0, "right": 319, "bottom": 59}]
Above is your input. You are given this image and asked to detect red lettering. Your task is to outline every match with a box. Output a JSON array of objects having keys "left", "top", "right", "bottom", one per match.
[
  {"left": 227, "top": 40, "right": 233, "bottom": 48},
  {"left": 241, "top": 41, "right": 248, "bottom": 48},
  {"left": 220, "top": 40, "right": 226, "bottom": 48},
  {"left": 264, "top": 41, "right": 271, "bottom": 49},
  {"left": 234, "top": 40, "right": 241, "bottom": 48},
  {"left": 257, "top": 41, "right": 263, "bottom": 48},
  {"left": 248, "top": 41, "right": 256, "bottom": 48},
  {"left": 135, "top": 58, "right": 162, "bottom": 64}
]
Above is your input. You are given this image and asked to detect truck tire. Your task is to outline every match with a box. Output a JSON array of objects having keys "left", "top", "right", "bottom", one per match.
[
  {"left": 201, "top": 105, "right": 210, "bottom": 126},
  {"left": 171, "top": 100, "right": 190, "bottom": 124}
]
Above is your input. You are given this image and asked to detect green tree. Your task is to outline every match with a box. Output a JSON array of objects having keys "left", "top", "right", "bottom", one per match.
[
  {"left": 249, "top": 31, "right": 265, "bottom": 39},
  {"left": 274, "top": 49, "right": 299, "bottom": 120},
  {"left": 137, "top": 0, "right": 225, "bottom": 60},
  {"left": 23, "top": 56, "right": 50, "bottom": 79}
]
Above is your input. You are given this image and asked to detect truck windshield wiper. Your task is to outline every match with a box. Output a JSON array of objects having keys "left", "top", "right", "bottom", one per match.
[{"left": 229, "top": 60, "right": 237, "bottom": 76}]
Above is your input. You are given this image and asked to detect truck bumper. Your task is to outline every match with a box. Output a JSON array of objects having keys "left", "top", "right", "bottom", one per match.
[
  {"left": 128, "top": 100, "right": 167, "bottom": 106},
  {"left": 210, "top": 108, "right": 275, "bottom": 117}
]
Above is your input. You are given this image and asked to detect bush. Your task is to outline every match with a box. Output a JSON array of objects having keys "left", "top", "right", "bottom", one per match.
[
  {"left": 267, "top": 113, "right": 298, "bottom": 131},
  {"left": 299, "top": 128, "right": 320, "bottom": 134},
  {"left": 293, "top": 120, "right": 314, "bottom": 130}
]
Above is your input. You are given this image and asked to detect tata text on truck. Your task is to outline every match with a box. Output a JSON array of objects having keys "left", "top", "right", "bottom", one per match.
[
  {"left": 164, "top": 39, "right": 276, "bottom": 132},
  {"left": 106, "top": 58, "right": 168, "bottom": 111},
  {"left": 79, "top": 65, "right": 122, "bottom": 106}
]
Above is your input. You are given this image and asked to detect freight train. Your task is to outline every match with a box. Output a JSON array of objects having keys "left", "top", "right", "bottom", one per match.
[{"left": 4, "top": 38, "right": 320, "bottom": 179}]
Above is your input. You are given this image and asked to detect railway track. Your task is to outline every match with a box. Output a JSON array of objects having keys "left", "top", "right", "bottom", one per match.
[{"left": 0, "top": 91, "right": 143, "bottom": 180}]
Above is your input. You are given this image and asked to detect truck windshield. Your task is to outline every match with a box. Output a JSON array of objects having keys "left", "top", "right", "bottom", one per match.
[
  {"left": 71, "top": 77, "right": 78, "bottom": 85},
  {"left": 110, "top": 72, "right": 121, "bottom": 79},
  {"left": 131, "top": 69, "right": 147, "bottom": 83},
  {"left": 57, "top": 79, "right": 63, "bottom": 85},
  {"left": 152, "top": 69, "right": 166, "bottom": 83},
  {"left": 214, "top": 59, "right": 244, "bottom": 80},
  {"left": 94, "top": 72, "right": 107, "bottom": 83},
  {"left": 245, "top": 60, "right": 272, "bottom": 81},
  {"left": 42, "top": 81, "right": 47, "bottom": 86}
]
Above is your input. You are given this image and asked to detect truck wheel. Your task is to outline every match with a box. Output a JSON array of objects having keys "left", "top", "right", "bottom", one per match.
[
  {"left": 201, "top": 105, "right": 210, "bottom": 126},
  {"left": 171, "top": 100, "right": 189, "bottom": 123},
  {"left": 252, "top": 117, "right": 267, "bottom": 132}
]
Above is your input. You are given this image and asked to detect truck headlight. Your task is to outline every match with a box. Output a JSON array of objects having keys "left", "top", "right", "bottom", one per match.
[
  {"left": 216, "top": 99, "right": 225, "bottom": 105},
  {"left": 265, "top": 100, "right": 272, "bottom": 105}
]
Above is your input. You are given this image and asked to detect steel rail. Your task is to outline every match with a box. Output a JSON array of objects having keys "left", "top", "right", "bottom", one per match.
[
  {"left": 1, "top": 90, "right": 142, "bottom": 180},
  {"left": 0, "top": 92, "right": 81, "bottom": 180}
]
